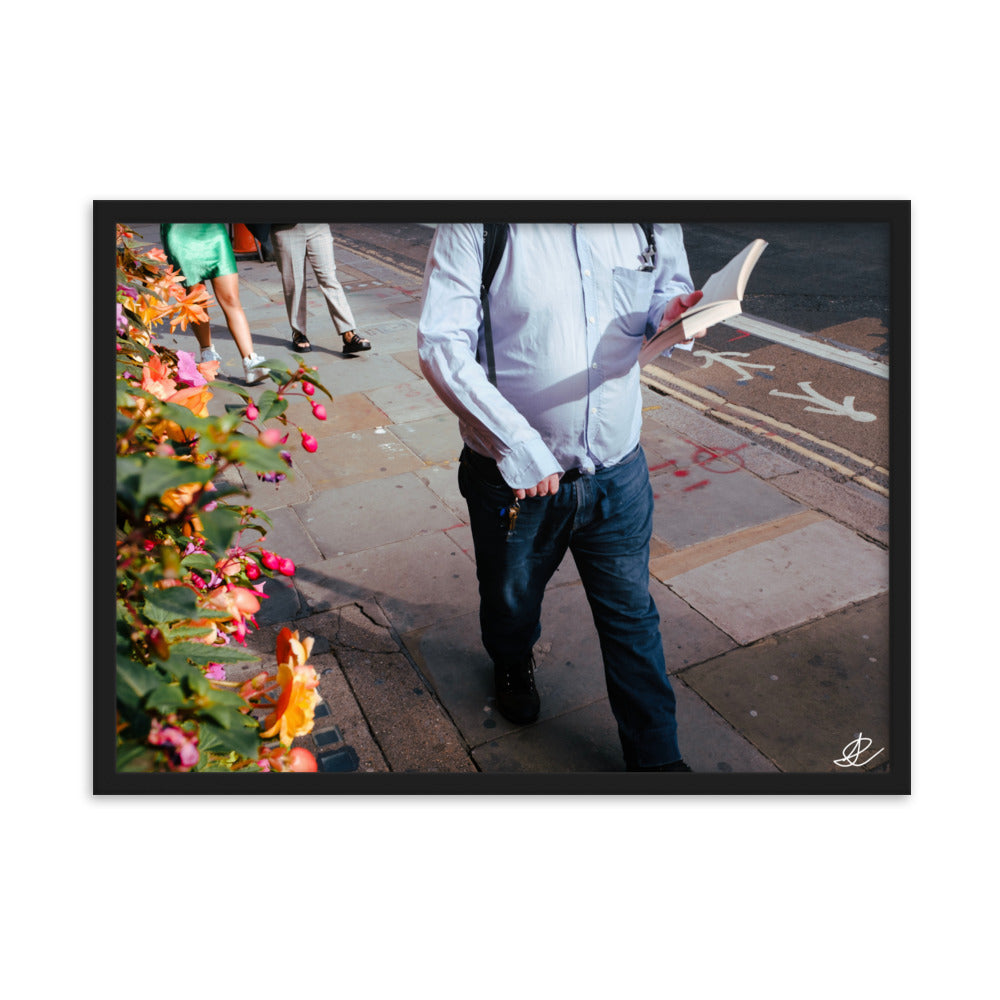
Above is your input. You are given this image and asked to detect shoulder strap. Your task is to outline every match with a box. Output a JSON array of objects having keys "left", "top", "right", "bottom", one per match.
[
  {"left": 639, "top": 223, "right": 655, "bottom": 270},
  {"left": 480, "top": 223, "right": 508, "bottom": 385}
]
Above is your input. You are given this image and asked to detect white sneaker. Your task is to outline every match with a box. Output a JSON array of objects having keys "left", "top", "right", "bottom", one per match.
[
  {"left": 200, "top": 347, "right": 222, "bottom": 363},
  {"left": 243, "top": 353, "right": 268, "bottom": 385}
]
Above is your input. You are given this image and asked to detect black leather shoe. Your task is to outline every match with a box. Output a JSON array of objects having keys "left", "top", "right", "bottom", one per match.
[{"left": 494, "top": 656, "right": 540, "bottom": 725}]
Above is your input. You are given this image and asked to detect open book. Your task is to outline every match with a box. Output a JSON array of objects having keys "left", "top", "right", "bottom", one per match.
[{"left": 638, "top": 238, "right": 768, "bottom": 366}]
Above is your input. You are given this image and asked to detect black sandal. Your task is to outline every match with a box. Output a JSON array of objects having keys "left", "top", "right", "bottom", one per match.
[
  {"left": 342, "top": 331, "right": 371, "bottom": 354},
  {"left": 291, "top": 330, "right": 312, "bottom": 353}
]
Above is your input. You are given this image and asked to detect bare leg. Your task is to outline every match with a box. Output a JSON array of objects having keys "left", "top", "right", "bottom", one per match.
[
  {"left": 189, "top": 284, "right": 213, "bottom": 351},
  {"left": 209, "top": 272, "right": 256, "bottom": 359}
]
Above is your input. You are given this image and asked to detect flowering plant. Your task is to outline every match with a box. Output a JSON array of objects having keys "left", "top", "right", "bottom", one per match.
[{"left": 115, "top": 224, "right": 330, "bottom": 773}]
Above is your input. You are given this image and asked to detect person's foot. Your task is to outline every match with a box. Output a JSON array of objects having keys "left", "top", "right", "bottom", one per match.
[
  {"left": 243, "top": 352, "right": 268, "bottom": 385},
  {"left": 341, "top": 331, "right": 371, "bottom": 354},
  {"left": 493, "top": 656, "right": 540, "bottom": 725},
  {"left": 291, "top": 330, "right": 312, "bottom": 353},
  {"left": 200, "top": 346, "right": 222, "bottom": 363}
]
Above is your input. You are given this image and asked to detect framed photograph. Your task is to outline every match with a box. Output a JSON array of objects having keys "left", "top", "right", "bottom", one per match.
[{"left": 98, "top": 200, "right": 909, "bottom": 795}]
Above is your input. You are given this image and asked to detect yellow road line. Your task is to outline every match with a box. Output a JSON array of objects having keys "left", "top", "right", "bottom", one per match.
[{"left": 641, "top": 366, "right": 889, "bottom": 498}]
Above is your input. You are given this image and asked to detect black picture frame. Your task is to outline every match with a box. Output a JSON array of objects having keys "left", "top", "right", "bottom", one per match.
[{"left": 97, "top": 199, "right": 910, "bottom": 796}]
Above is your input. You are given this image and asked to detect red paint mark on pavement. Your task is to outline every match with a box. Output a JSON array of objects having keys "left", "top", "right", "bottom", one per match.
[
  {"left": 728, "top": 330, "right": 750, "bottom": 341},
  {"left": 683, "top": 480, "right": 710, "bottom": 492}
]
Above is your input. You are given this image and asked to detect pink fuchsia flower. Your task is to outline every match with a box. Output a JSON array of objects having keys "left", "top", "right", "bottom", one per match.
[
  {"left": 116, "top": 303, "right": 130, "bottom": 334},
  {"left": 311, "top": 403, "right": 327, "bottom": 421},
  {"left": 148, "top": 719, "right": 200, "bottom": 771},
  {"left": 302, "top": 381, "right": 315, "bottom": 396},
  {"left": 203, "top": 583, "right": 264, "bottom": 644},
  {"left": 245, "top": 403, "right": 259, "bottom": 421},
  {"left": 205, "top": 662, "right": 226, "bottom": 681},
  {"left": 300, "top": 431, "right": 318, "bottom": 453}
]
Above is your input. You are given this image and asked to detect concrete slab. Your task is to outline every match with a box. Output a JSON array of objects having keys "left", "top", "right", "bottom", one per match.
[
  {"left": 771, "top": 469, "right": 889, "bottom": 546},
  {"left": 362, "top": 320, "right": 419, "bottom": 354},
  {"left": 280, "top": 390, "right": 390, "bottom": 442},
  {"left": 366, "top": 379, "right": 451, "bottom": 424},
  {"left": 306, "top": 351, "right": 421, "bottom": 396},
  {"left": 392, "top": 349, "right": 424, "bottom": 380},
  {"left": 679, "top": 594, "right": 891, "bottom": 773},
  {"left": 649, "top": 576, "right": 738, "bottom": 671},
  {"left": 306, "top": 647, "right": 390, "bottom": 773},
  {"left": 309, "top": 605, "right": 476, "bottom": 773},
  {"left": 290, "top": 427, "right": 424, "bottom": 489},
  {"left": 667, "top": 519, "right": 889, "bottom": 645},
  {"left": 295, "top": 471, "right": 462, "bottom": 557},
  {"left": 387, "top": 413, "right": 464, "bottom": 464},
  {"left": 473, "top": 701, "right": 624, "bottom": 773},
  {"left": 471, "top": 676, "right": 781, "bottom": 774},
  {"left": 293, "top": 529, "right": 482, "bottom": 635},
  {"left": 413, "top": 462, "right": 467, "bottom": 523},
  {"left": 671, "top": 677, "right": 781, "bottom": 773},
  {"left": 650, "top": 460, "right": 804, "bottom": 550},
  {"left": 252, "top": 505, "right": 323, "bottom": 567},
  {"left": 236, "top": 461, "right": 315, "bottom": 511}
]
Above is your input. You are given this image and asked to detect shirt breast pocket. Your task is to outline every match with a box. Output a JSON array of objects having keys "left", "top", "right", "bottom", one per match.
[{"left": 611, "top": 267, "right": 654, "bottom": 338}]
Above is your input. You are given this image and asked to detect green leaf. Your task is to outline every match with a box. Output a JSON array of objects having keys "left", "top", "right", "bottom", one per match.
[
  {"left": 143, "top": 586, "right": 200, "bottom": 623},
  {"left": 180, "top": 551, "right": 216, "bottom": 574},
  {"left": 170, "top": 641, "right": 260, "bottom": 665},
  {"left": 255, "top": 390, "right": 289, "bottom": 422},
  {"left": 117, "top": 657, "right": 163, "bottom": 705},
  {"left": 145, "top": 683, "right": 188, "bottom": 714},
  {"left": 223, "top": 437, "right": 288, "bottom": 473},
  {"left": 198, "top": 716, "right": 261, "bottom": 759},
  {"left": 198, "top": 506, "right": 242, "bottom": 554},
  {"left": 138, "top": 457, "right": 214, "bottom": 506}
]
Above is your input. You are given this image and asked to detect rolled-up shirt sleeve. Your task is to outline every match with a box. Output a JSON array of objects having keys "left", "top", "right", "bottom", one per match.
[{"left": 417, "top": 224, "right": 560, "bottom": 488}]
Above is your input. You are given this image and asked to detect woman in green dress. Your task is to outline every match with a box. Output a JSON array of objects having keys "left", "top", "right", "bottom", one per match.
[{"left": 160, "top": 223, "right": 267, "bottom": 385}]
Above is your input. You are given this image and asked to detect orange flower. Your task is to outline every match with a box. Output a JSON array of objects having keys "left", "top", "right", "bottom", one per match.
[
  {"left": 169, "top": 283, "right": 213, "bottom": 331},
  {"left": 141, "top": 355, "right": 177, "bottom": 400},
  {"left": 161, "top": 385, "right": 213, "bottom": 442},
  {"left": 260, "top": 629, "right": 320, "bottom": 746},
  {"left": 197, "top": 359, "right": 220, "bottom": 382},
  {"left": 168, "top": 385, "right": 213, "bottom": 418},
  {"left": 161, "top": 481, "right": 205, "bottom": 515},
  {"left": 276, "top": 626, "right": 314, "bottom": 668}
]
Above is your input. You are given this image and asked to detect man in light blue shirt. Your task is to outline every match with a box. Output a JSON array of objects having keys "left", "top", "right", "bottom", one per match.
[{"left": 418, "top": 223, "right": 704, "bottom": 771}]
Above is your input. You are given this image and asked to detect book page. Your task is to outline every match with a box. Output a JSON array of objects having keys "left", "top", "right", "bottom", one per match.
[{"left": 698, "top": 238, "right": 768, "bottom": 305}]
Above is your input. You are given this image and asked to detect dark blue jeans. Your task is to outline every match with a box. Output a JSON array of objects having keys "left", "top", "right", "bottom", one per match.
[{"left": 458, "top": 445, "right": 681, "bottom": 768}]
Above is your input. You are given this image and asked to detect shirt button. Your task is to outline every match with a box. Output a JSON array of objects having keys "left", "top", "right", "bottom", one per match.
[
  {"left": 583, "top": 269, "right": 591, "bottom": 277},
  {"left": 588, "top": 316, "right": 595, "bottom": 324}
]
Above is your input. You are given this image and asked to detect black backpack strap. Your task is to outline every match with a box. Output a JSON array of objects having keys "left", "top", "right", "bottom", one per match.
[
  {"left": 639, "top": 223, "right": 656, "bottom": 270},
  {"left": 480, "top": 223, "right": 508, "bottom": 385}
]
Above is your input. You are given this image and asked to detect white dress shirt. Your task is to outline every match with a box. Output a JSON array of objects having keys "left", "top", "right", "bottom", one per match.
[{"left": 417, "top": 223, "right": 695, "bottom": 490}]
